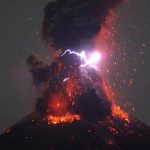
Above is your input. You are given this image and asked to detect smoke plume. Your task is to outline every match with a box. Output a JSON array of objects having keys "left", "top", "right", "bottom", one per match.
[
  {"left": 27, "top": 0, "right": 123, "bottom": 123},
  {"left": 42, "top": 0, "right": 122, "bottom": 51}
]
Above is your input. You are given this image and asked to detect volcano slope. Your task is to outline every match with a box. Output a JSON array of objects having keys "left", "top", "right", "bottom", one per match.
[
  {"left": 0, "top": 109, "right": 150, "bottom": 150},
  {"left": 1, "top": 48, "right": 150, "bottom": 150}
]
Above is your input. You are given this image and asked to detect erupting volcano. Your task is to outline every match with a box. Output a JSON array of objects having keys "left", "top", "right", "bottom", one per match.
[{"left": 1, "top": 0, "right": 150, "bottom": 150}]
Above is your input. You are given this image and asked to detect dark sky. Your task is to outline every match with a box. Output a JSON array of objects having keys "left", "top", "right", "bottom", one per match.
[{"left": 0, "top": 0, "right": 150, "bottom": 132}]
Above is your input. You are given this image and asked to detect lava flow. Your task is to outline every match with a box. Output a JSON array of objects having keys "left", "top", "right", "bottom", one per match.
[{"left": 48, "top": 113, "right": 80, "bottom": 125}]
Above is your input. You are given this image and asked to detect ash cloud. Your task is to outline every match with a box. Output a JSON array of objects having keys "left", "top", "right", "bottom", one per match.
[
  {"left": 27, "top": 0, "right": 122, "bottom": 121},
  {"left": 42, "top": 0, "right": 122, "bottom": 51}
]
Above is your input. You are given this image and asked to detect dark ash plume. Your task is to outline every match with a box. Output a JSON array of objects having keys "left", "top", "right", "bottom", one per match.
[
  {"left": 42, "top": 0, "right": 122, "bottom": 51},
  {"left": 27, "top": 0, "right": 122, "bottom": 121}
]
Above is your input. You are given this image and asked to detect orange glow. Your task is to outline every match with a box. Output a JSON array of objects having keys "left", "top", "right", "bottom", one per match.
[
  {"left": 48, "top": 113, "right": 80, "bottom": 124},
  {"left": 108, "top": 126, "right": 119, "bottom": 134},
  {"left": 112, "top": 104, "right": 129, "bottom": 122},
  {"left": 65, "top": 74, "right": 82, "bottom": 101},
  {"left": 95, "top": 11, "right": 118, "bottom": 102},
  {"left": 46, "top": 11, "right": 130, "bottom": 125},
  {"left": 48, "top": 92, "right": 68, "bottom": 114},
  {"left": 102, "top": 81, "right": 116, "bottom": 102},
  {"left": 103, "top": 81, "right": 129, "bottom": 122},
  {"left": 106, "top": 139, "right": 114, "bottom": 145},
  {"left": 95, "top": 11, "right": 130, "bottom": 123}
]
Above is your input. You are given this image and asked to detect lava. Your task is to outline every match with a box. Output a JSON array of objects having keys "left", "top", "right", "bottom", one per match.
[
  {"left": 48, "top": 113, "right": 80, "bottom": 124},
  {"left": 112, "top": 104, "right": 129, "bottom": 122}
]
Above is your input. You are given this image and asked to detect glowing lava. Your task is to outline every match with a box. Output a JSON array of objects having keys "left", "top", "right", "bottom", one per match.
[
  {"left": 48, "top": 113, "right": 80, "bottom": 124},
  {"left": 112, "top": 104, "right": 129, "bottom": 122}
]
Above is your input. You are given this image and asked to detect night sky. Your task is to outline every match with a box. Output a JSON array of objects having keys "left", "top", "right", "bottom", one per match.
[{"left": 0, "top": 0, "right": 150, "bottom": 132}]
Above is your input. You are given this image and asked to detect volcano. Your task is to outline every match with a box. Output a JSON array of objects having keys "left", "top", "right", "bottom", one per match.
[
  {"left": 1, "top": 0, "right": 150, "bottom": 149},
  {"left": 0, "top": 112, "right": 150, "bottom": 150},
  {"left": 1, "top": 52, "right": 150, "bottom": 150}
]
